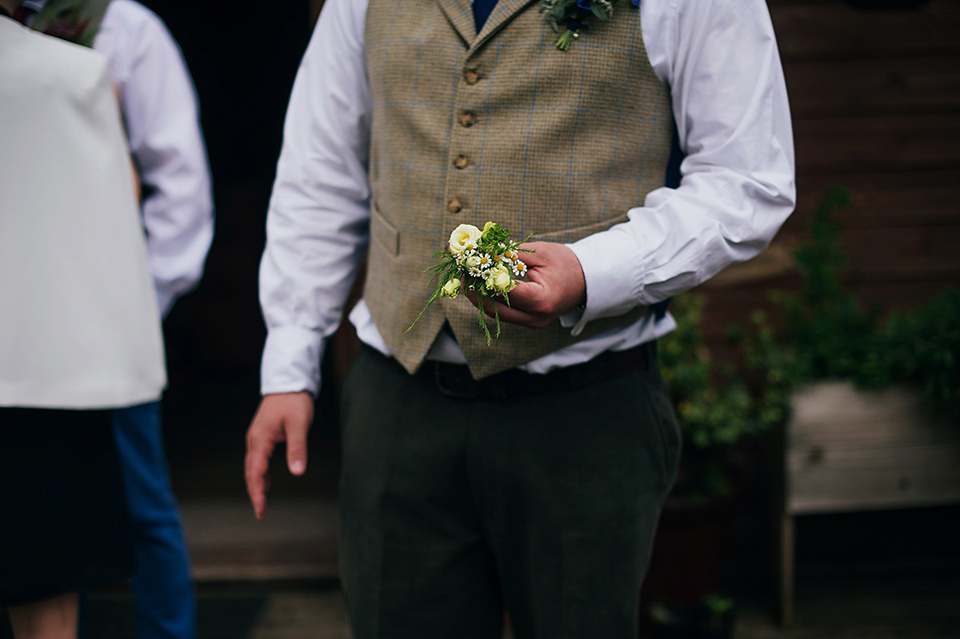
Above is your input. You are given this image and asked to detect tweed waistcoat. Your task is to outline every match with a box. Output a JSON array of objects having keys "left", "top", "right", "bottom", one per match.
[{"left": 364, "top": 0, "right": 673, "bottom": 379}]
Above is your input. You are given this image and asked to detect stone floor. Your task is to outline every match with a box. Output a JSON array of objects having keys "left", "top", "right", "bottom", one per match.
[
  {"left": 4, "top": 494, "right": 958, "bottom": 638},
  {"left": 5, "top": 372, "right": 958, "bottom": 639},
  {"left": 69, "top": 499, "right": 960, "bottom": 639},
  {"left": 158, "top": 399, "right": 960, "bottom": 639},
  {"left": 70, "top": 557, "right": 960, "bottom": 639}
]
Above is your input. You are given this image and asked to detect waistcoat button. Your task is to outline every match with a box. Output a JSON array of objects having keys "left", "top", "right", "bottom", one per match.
[
  {"left": 459, "top": 112, "right": 475, "bottom": 127},
  {"left": 448, "top": 198, "right": 463, "bottom": 213},
  {"left": 464, "top": 69, "right": 480, "bottom": 85},
  {"left": 453, "top": 155, "right": 469, "bottom": 170}
]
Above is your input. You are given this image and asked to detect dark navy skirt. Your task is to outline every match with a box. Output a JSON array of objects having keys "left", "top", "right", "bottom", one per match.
[{"left": 0, "top": 407, "right": 133, "bottom": 606}]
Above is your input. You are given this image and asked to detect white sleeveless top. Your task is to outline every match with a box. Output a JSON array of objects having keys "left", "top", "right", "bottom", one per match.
[{"left": 0, "top": 17, "right": 166, "bottom": 409}]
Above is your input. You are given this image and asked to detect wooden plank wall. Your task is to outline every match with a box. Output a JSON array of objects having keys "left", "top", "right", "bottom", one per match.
[{"left": 703, "top": 0, "right": 960, "bottom": 336}]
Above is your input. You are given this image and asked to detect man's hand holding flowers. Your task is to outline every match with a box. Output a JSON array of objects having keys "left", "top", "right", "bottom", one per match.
[
  {"left": 409, "top": 221, "right": 587, "bottom": 343},
  {"left": 467, "top": 240, "right": 586, "bottom": 330}
]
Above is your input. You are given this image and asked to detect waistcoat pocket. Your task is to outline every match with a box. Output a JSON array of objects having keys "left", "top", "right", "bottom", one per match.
[{"left": 371, "top": 204, "right": 400, "bottom": 256}]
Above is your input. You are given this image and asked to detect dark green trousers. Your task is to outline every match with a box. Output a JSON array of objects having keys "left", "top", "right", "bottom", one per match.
[{"left": 338, "top": 347, "right": 681, "bottom": 639}]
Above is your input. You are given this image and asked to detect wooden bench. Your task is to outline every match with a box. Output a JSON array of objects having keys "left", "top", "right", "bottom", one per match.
[{"left": 775, "top": 381, "right": 960, "bottom": 625}]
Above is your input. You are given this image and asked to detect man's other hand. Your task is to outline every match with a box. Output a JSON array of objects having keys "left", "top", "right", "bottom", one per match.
[
  {"left": 244, "top": 391, "right": 314, "bottom": 520},
  {"left": 468, "top": 241, "right": 586, "bottom": 328}
]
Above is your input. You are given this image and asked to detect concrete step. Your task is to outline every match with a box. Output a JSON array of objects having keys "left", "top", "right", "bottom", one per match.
[{"left": 181, "top": 497, "right": 339, "bottom": 583}]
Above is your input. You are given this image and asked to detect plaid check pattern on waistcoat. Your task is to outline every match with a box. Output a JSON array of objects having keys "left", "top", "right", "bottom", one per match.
[{"left": 364, "top": 0, "right": 673, "bottom": 379}]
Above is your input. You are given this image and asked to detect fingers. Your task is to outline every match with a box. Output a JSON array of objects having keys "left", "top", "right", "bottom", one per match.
[
  {"left": 464, "top": 241, "right": 586, "bottom": 328},
  {"left": 244, "top": 427, "right": 274, "bottom": 521},
  {"left": 466, "top": 283, "right": 549, "bottom": 328},
  {"left": 285, "top": 415, "right": 309, "bottom": 477},
  {"left": 244, "top": 392, "right": 314, "bottom": 520}
]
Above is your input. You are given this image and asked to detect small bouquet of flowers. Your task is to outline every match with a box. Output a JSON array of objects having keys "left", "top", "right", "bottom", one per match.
[{"left": 407, "top": 222, "right": 533, "bottom": 344}]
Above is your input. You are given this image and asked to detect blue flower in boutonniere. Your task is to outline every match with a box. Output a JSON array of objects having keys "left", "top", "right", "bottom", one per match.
[{"left": 540, "top": 0, "right": 639, "bottom": 50}]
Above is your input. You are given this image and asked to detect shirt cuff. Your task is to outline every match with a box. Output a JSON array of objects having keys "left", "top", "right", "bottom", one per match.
[
  {"left": 566, "top": 230, "right": 645, "bottom": 336},
  {"left": 260, "top": 325, "right": 325, "bottom": 396}
]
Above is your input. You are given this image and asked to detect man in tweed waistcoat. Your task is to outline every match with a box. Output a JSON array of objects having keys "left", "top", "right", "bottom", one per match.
[{"left": 246, "top": 0, "right": 795, "bottom": 636}]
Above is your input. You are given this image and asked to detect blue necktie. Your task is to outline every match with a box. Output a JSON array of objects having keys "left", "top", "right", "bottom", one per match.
[{"left": 473, "top": 0, "right": 498, "bottom": 30}]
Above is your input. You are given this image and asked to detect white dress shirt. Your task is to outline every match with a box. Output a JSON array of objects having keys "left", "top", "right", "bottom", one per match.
[
  {"left": 93, "top": 0, "right": 214, "bottom": 317},
  {"left": 259, "top": 0, "right": 796, "bottom": 396}
]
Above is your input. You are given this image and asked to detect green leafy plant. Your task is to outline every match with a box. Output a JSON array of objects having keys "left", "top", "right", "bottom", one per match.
[
  {"left": 773, "top": 186, "right": 960, "bottom": 419},
  {"left": 649, "top": 594, "right": 737, "bottom": 639},
  {"left": 864, "top": 288, "right": 960, "bottom": 419},
  {"left": 660, "top": 186, "right": 959, "bottom": 497},
  {"left": 660, "top": 295, "right": 791, "bottom": 498},
  {"left": 702, "top": 594, "right": 735, "bottom": 617},
  {"left": 771, "top": 187, "right": 881, "bottom": 380}
]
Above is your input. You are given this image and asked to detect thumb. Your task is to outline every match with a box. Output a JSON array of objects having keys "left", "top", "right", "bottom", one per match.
[
  {"left": 284, "top": 415, "right": 310, "bottom": 476},
  {"left": 286, "top": 433, "right": 307, "bottom": 476}
]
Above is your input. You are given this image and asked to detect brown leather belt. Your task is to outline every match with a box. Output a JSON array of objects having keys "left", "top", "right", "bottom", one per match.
[{"left": 373, "top": 341, "right": 654, "bottom": 400}]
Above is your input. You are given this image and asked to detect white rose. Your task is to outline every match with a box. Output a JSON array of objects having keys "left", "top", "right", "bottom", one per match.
[
  {"left": 449, "top": 224, "right": 482, "bottom": 255},
  {"left": 464, "top": 254, "right": 481, "bottom": 270},
  {"left": 441, "top": 278, "right": 461, "bottom": 298},
  {"left": 486, "top": 264, "right": 515, "bottom": 295}
]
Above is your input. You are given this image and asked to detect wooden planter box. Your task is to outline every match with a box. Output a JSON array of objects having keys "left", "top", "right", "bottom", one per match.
[{"left": 774, "top": 381, "right": 960, "bottom": 625}]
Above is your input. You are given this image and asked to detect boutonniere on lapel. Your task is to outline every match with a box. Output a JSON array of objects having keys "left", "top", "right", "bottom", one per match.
[{"left": 539, "top": 0, "right": 639, "bottom": 51}]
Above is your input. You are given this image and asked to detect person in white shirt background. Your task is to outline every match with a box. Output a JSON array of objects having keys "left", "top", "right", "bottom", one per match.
[
  {"left": 245, "top": 0, "right": 795, "bottom": 636},
  {"left": 1, "top": 1, "right": 166, "bottom": 636},
  {"left": 16, "top": 1, "right": 214, "bottom": 637}
]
